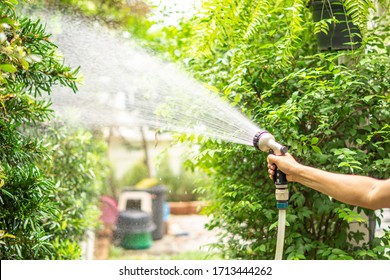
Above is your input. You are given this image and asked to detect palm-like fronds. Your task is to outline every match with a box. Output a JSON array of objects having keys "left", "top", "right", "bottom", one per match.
[{"left": 344, "top": 0, "right": 375, "bottom": 35}]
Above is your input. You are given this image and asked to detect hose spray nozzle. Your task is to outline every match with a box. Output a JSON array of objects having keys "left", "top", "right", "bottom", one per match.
[
  {"left": 253, "top": 131, "right": 288, "bottom": 155},
  {"left": 253, "top": 131, "right": 289, "bottom": 209}
]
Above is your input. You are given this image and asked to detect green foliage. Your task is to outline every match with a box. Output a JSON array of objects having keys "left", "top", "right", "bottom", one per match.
[
  {"left": 174, "top": 0, "right": 390, "bottom": 259},
  {"left": 1, "top": 0, "right": 74, "bottom": 259},
  {"left": 310, "top": 0, "right": 388, "bottom": 38},
  {"left": 38, "top": 124, "right": 109, "bottom": 259},
  {"left": 1, "top": 13, "right": 79, "bottom": 95},
  {"left": 156, "top": 152, "right": 209, "bottom": 202},
  {"left": 26, "top": 0, "right": 167, "bottom": 51},
  {"left": 118, "top": 152, "right": 209, "bottom": 202},
  {"left": 343, "top": 0, "right": 374, "bottom": 35},
  {"left": 189, "top": 0, "right": 309, "bottom": 69},
  {"left": 0, "top": 0, "right": 108, "bottom": 259},
  {"left": 51, "top": 237, "right": 82, "bottom": 260},
  {"left": 120, "top": 160, "right": 149, "bottom": 187}
]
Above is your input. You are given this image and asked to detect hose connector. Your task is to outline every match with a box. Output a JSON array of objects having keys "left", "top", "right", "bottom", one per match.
[{"left": 275, "top": 189, "right": 289, "bottom": 209}]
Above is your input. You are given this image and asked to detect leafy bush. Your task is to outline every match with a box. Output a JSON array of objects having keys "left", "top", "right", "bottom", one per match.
[
  {"left": 119, "top": 160, "right": 150, "bottom": 188},
  {"left": 39, "top": 124, "right": 109, "bottom": 259},
  {"left": 175, "top": 0, "right": 390, "bottom": 259},
  {"left": 119, "top": 153, "right": 209, "bottom": 202},
  {"left": 0, "top": 0, "right": 108, "bottom": 259},
  {"left": 156, "top": 152, "right": 209, "bottom": 202},
  {"left": 27, "top": 0, "right": 161, "bottom": 47}
]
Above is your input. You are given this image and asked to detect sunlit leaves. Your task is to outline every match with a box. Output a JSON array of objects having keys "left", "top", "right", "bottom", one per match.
[
  {"left": 0, "top": 0, "right": 101, "bottom": 260},
  {"left": 180, "top": 0, "right": 389, "bottom": 260},
  {"left": 344, "top": 0, "right": 375, "bottom": 36},
  {"left": 0, "top": 64, "right": 17, "bottom": 73},
  {"left": 313, "top": 18, "right": 331, "bottom": 35},
  {"left": 336, "top": 207, "right": 367, "bottom": 223}
]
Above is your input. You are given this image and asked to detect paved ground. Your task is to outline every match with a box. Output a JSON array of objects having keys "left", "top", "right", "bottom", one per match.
[
  {"left": 115, "top": 214, "right": 220, "bottom": 259},
  {"left": 101, "top": 210, "right": 390, "bottom": 260}
]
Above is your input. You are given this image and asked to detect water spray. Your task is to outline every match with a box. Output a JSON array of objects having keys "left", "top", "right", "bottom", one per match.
[
  {"left": 37, "top": 12, "right": 290, "bottom": 259},
  {"left": 253, "top": 131, "right": 289, "bottom": 260}
]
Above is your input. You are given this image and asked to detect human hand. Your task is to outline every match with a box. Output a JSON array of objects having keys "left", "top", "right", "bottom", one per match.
[{"left": 267, "top": 152, "right": 301, "bottom": 182}]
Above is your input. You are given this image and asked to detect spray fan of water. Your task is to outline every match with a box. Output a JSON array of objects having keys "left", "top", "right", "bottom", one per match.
[{"left": 44, "top": 13, "right": 261, "bottom": 146}]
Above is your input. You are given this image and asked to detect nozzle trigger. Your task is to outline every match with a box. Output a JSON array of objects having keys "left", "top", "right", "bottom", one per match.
[{"left": 268, "top": 150, "right": 288, "bottom": 186}]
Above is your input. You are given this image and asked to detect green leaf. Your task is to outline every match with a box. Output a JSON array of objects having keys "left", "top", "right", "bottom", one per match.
[
  {"left": 0, "top": 64, "right": 17, "bottom": 73},
  {"left": 233, "top": 94, "right": 241, "bottom": 104},
  {"left": 20, "top": 59, "right": 29, "bottom": 70},
  {"left": 0, "top": 188, "right": 14, "bottom": 199},
  {"left": 311, "top": 145, "right": 322, "bottom": 154},
  {"left": 332, "top": 68, "right": 341, "bottom": 74},
  {"left": 269, "top": 221, "right": 278, "bottom": 231},
  {"left": 0, "top": 230, "right": 16, "bottom": 239},
  {"left": 0, "top": 17, "right": 16, "bottom": 26},
  {"left": 311, "top": 137, "right": 319, "bottom": 145},
  {"left": 332, "top": 248, "right": 347, "bottom": 255},
  {"left": 363, "top": 95, "right": 375, "bottom": 103}
]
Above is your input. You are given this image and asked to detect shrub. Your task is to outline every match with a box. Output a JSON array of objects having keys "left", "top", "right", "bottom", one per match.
[
  {"left": 120, "top": 160, "right": 149, "bottom": 188},
  {"left": 177, "top": 0, "right": 390, "bottom": 259},
  {"left": 0, "top": 0, "right": 108, "bottom": 259},
  {"left": 156, "top": 153, "right": 207, "bottom": 202},
  {"left": 38, "top": 124, "right": 109, "bottom": 259}
]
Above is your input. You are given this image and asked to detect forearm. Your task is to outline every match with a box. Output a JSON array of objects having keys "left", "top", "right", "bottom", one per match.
[{"left": 293, "top": 165, "right": 378, "bottom": 209}]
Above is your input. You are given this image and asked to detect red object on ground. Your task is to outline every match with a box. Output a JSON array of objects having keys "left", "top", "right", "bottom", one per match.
[{"left": 100, "top": 195, "right": 119, "bottom": 226}]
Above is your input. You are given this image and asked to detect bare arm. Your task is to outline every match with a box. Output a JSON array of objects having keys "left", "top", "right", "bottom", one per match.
[{"left": 267, "top": 153, "right": 390, "bottom": 210}]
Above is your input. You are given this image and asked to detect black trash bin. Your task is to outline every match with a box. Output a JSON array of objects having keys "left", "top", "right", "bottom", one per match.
[
  {"left": 146, "top": 185, "right": 166, "bottom": 240},
  {"left": 121, "top": 185, "right": 166, "bottom": 240}
]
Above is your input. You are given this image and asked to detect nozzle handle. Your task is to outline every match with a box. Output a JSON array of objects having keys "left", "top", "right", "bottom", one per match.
[
  {"left": 269, "top": 151, "right": 289, "bottom": 209},
  {"left": 268, "top": 151, "right": 288, "bottom": 186},
  {"left": 274, "top": 166, "right": 288, "bottom": 186}
]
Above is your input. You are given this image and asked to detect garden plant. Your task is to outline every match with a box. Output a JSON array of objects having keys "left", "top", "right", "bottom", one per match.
[
  {"left": 1, "top": 0, "right": 389, "bottom": 260},
  {"left": 175, "top": 0, "right": 390, "bottom": 260},
  {"left": 0, "top": 0, "right": 108, "bottom": 259}
]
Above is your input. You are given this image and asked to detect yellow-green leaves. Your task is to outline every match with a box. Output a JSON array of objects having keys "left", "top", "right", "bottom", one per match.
[
  {"left": 0, "top": 230, "right": 16, "bottom": 245},
  {"left": 344, "top": 0, "right": 375, "bottom": 36},
  {"left": 0, "top": 167, "right": 5, "bottom": 188},
  {"left": 0, "top": 63, "right": 16, "bottom": 73}
]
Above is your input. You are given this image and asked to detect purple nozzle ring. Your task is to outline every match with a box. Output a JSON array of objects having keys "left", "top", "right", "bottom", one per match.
[{"left": 253, "top": 131, "right": 268, "bottom": 150}]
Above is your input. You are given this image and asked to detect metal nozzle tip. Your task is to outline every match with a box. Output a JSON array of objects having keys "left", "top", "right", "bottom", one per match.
[{"left": 280, "top": 146, "right": 288, "bottom": 155}]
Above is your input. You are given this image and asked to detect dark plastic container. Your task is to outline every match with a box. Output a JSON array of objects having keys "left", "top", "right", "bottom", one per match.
[
  {"left": 146, "top": 185, "right": 166, "bottom": 240},
  {"left": 121, "top": 185, "right": 167, "bottom": 240},
  {"left": 310, "top": 0, "right": 361, "bottom": 51}
]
